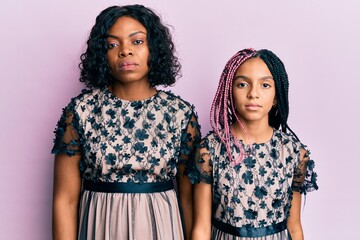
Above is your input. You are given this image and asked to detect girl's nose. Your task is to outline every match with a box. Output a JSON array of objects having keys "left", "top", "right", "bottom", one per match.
[{"left": 247, "top": 86, "right": 259, "bottom": 99}]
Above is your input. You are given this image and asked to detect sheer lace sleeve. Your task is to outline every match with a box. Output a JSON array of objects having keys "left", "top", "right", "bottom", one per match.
[
  {"left": 177, "top": 111, "right": 201, "bottom": 175},
  {"left": 51, "top": 102, "right": 83, "bottom": 156},
  {"left": 189, "top": 137, "right": 213, "bottom": 184},
  {"left": 292, "top": 147, "right": 319, "bottom": 194}
]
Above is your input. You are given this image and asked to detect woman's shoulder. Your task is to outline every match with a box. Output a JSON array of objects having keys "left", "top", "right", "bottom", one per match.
[
  {"left": 71, "top": 88, "right": 103, "bottom": 102},
  {"left": 56, "top": 88, "right": 105, "bottom": 120},
  {"left": 65, "top": 88, "right": 105, "bottom": 108},
  {"left": 159, "top": 90, "right": 196, "bottom": 112}
]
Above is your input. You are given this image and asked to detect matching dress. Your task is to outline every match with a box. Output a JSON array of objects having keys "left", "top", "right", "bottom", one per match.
[
  {"left": 52, "top": 87, "right": 318, "bottom": 240},
  {"left": 52, "top": 88, "right": 200, "bottom": 240},
  {"left": 190, "top": 130, "right": 318, "bottom": 240}
]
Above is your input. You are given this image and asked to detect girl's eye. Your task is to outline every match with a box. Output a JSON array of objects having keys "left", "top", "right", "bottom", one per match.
[
  {"left": 262, "top": 83, "right": 271, "bottom": 88},
  {"left": 133, "top": 39, "right": 144, "bottom": 45},
  {"left": 237, "top": 83, "right": 248, "bottom": 88},
  {"left": 107, "top": 43, "right": 118, "bottom": 49}
]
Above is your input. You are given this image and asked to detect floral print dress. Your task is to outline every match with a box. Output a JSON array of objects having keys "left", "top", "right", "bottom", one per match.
[
  {"left": 52, "top": 88, "right": 200, "bottom": 240},
  {"left": 191, "top": 130, "right": 318, "bottom": 240}
]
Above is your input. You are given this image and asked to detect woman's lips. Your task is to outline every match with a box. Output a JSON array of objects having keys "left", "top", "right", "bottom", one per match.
[{"left": 118, "top": 61, "right": 138, "bottom": 70}]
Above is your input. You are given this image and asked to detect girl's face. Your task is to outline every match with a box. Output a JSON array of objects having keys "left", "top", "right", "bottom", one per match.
[
  {"left": 106, "top": 16, "right": 150, "bottom": 85},
  {"left": 232, "top": 57, "right": 276, "bottom": 125}
]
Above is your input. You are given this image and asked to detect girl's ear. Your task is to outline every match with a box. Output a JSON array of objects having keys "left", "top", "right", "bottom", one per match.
[{"left": 273, "top": 98, "right": 277, "bottom": 107}]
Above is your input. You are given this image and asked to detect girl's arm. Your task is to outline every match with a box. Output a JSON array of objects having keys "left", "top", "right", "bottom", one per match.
[
  {"left": 287, "top": 191, "right": 304, "bottom": 240},
  {"left": 52, "top": 154, "right": 81, "bottom": 240},
  {"left": 191, "top": 141, "right": 212, "bottom": 240},
  {"left": 288, "top": 147, "right": 311, "bottom": 240},
  {"left": 192, "top": 181, "right": 212, "bottom": 240}
]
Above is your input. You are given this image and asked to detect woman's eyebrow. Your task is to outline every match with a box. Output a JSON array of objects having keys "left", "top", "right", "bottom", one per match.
[
  {"left": 107, "top": 31, "right": 147, "bottom": 39},
  {"left": 129, "top": 31, "right": 147, "bottom": 37}
]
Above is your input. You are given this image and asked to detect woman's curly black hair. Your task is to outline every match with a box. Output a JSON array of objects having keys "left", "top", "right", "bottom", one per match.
[{"left": 79, "top": 4, "right": 181, "bottom": 88}]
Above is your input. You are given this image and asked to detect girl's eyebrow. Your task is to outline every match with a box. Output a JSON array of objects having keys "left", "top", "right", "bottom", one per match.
[
  {"left": 261, "top": 76, "right": 274, "bottom": 80},
  {"left": 233, "top": 75, "right": 274, "bottom": 81},
  {"left": 233, "top": 75, "right": 249, "bottom": 81},
  {"left": 106, "top": 31, "right": 147, "bottom": 39}
]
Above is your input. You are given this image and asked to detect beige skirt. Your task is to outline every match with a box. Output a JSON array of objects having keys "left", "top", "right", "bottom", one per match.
[
  {"left": 212, "top": 224, "right": 291, "bottom": 240},
  {"left": 78, "top": 189, "right": 184, "bottom": 240}
]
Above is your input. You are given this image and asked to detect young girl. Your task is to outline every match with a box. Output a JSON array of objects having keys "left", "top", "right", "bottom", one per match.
[
  {"left": 52, "top": 5, "right": 200, "bottom": 240},
  {"left": 191, "top": 48, "right": 318, "bottom": 240}
]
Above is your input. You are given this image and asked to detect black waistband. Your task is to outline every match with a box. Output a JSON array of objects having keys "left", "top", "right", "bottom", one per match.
[
  {"left": 212, "top": 218, "right": 287, "bottom": 238},
  {"left": 83, "top": 180, "right": 174, "bottom": 193}
]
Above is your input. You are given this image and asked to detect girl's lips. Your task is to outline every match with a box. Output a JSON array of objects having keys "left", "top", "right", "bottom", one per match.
[
  {"left": 245, "top": 104, "right": 262, "bottom": 110},
  {"left": 245, "top": 104, "right": 261, "bottom": 107}
]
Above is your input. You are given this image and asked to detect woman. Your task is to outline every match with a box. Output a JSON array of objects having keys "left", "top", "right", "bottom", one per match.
[{"left": 52, "top": 5, "right": 200, "bottom": 240}]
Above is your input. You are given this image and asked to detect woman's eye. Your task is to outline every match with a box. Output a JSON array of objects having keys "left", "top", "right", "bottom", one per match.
[
  {"left": 262, "top": 83, "right": 271, "bottom": 88},
  {"left": 133, "top": 39, "right": 144, "bottom": 45},
  {"left": 107, "top": 43, "right": 118, "bottom": 49}
]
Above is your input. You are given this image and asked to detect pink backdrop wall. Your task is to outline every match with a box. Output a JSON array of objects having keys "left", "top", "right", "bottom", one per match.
[{"left": 1, "top": 0, "right": 359, "bottom": 239}]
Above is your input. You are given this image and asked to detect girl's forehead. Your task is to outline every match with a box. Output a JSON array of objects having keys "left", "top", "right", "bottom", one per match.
[{"left": 235, "top": 58, "right": 271, "bottom": 76}]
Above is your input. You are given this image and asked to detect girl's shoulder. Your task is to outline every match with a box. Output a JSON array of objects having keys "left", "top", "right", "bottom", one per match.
[
  {"left": 199, "top": 131, "right": 223, "bottom": 147},
  {"left": 201, "top": 129, "right": 305, "bottom": 147},
  {"left": 273, "top": 129, "right": 309, "bottom": 154},
  {"left": 202, "top": 131, "right": 218, "bottom": 141}
]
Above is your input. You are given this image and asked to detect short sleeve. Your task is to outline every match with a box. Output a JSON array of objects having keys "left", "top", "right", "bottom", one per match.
[
  {"left": 292, "top": 147, "right": 319, "bottom": 194},
  {"left": 51, "top": 101, "right": 83, "bottom": 156},
  {"left": 177, "top": 110, "right": 201, "bottom": 174},
  {"left": 189, "top": 137, "right": 213, "bottom": 184}
]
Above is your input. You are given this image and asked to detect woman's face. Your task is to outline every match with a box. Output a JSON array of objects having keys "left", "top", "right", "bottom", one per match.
[
  {"left": 106, "top": 16, "right": 150, "bottom": 85},
  {"left": 232, "top": 57, "right": 276, "bottom": 125}
]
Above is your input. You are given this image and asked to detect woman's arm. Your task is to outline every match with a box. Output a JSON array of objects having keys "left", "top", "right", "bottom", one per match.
[
  {"left": 287, "top": 191, "right": 304, "bottom": 240},
  {"left": 192, "top": 181, "right": 212, "bottom": 240},
  {"left": 177, "top": 113, "right": 201, "bottom": 239},
  {"left": 52, "top": 154, "right": 81, "bottom": 240},
  {"left": 177, "top": 165, "right": 193, "bottom": 240}
]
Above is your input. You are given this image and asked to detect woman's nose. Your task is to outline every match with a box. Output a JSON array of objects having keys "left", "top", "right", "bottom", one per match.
[{"left": 118, "top": 45, "right": 133, "bottom": 57}]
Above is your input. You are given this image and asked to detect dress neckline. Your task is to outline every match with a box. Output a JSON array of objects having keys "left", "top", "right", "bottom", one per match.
[
  {"left": 230, "top": 128, "right": 276, "bottom": 147},
  {"left": 104, "top": 87, "right": 162, "bottom": 104}
]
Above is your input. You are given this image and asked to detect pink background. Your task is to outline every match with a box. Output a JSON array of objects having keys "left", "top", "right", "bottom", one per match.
[{"left": 1, "top": 0, "right": 359, "bottom": 239}]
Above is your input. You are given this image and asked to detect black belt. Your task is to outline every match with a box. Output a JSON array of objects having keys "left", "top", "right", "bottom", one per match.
[
  {"left": 212, "top": 218, "right": 287, "bottom": 238},
  {"left": 83, "top": 180, "right": 174, "bottom": 193}
]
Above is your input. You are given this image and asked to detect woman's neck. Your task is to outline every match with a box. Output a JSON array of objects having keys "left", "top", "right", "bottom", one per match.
[{"left": 110, "top": 81, "right": 157, "bottom": 101}]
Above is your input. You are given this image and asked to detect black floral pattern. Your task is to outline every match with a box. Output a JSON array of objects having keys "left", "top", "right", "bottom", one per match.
[
  {"left": 191, "top": 129, "right": 318, "bottom": 229},
  {"left": 52, "top": 87, "right": 201, "bottom": 183}
]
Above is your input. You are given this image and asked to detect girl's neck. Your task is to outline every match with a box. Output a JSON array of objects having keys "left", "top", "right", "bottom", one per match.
[
  {"left": 231, "top": 121, "right": 273, "bottom": 145},
  {"left": 110, "top": 82, "right": 157, "bottom": 101}
]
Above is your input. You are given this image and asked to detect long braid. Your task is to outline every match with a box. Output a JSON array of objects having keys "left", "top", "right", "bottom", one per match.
[
  {"left": 210, "top": 48, "right": 301, "bottom": 165},
  {"left": 256, "top": 49, "right": 299, "bottom": 140},
  {"left": 210, "top": 48, "right": 256, "bottom": 164}
]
